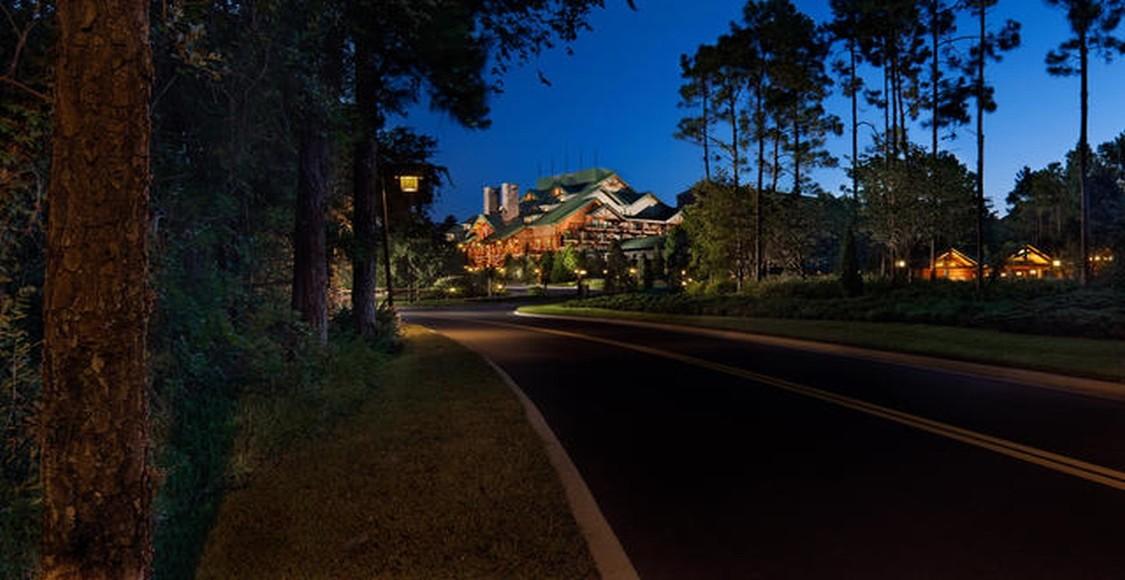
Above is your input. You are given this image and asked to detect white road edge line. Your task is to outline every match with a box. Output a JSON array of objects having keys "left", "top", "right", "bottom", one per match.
[
  {"left": 418, "top": 326, "right": 640, "bottom": 580},
  {"left": 478, "top": 317, "right": 1125, "bottom": 492}
]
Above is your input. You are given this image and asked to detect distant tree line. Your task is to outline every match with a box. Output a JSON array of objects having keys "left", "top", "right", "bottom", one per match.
[{"left": 673, "top": 0, "right": 1124, "bottom": 290}]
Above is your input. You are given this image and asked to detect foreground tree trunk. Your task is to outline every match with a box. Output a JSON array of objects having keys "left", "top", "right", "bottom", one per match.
[
  {"left": 352, "top": 41, "right": 379, "bottom": 339},
  {"left": 41, "top": 1, "right": 154, "bottom": 577},
  {"left": 293, "top": 120, "right": 330, "bottom": 344}
]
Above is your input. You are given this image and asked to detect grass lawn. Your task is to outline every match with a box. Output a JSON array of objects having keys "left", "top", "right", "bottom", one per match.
[
  {"left": 518, "top": 305, "right": 1125, "bottom": 383},
  {"left": 196, "top": 326, "right": 596, "bottom": 579}
]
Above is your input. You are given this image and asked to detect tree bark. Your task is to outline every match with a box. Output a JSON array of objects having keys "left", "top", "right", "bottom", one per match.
[
  {"left": 352, "top": 40, "right": 379, "bottom": 339},
  {"left": 930, "top": 1, "right": 940, "bottom": 282},
  {"left": 293, "top": 121, "right": 330, "bottom": 344},
  {"left": 730, "top": 95, "right": 739, "bottom": 190},
  {"left": 702, "top": 81, "right": 712, "bottom": 183},
  {"left": 931, "top": 0, "right": 940, "bottom": 158},
  {"left": 850, "top": 38, "right": 859, "bottom": 202},
  {"left": 1078, "top": 29, "right": 1089, "bottom": 286},
  {"left": 41, "top": 1, "right": 154, "bottom": 578},
  {"left": 975, "top": 1, "right": 986, "bottom": 291},
  {"left": 793, "top": 104, "right": 801, "bottom": 197},
  {"left": 755, "top": 85, "right": 765, "bottom": 281},
  {"left": 771, "top": 129, "right": 780, "bottom": 193}
]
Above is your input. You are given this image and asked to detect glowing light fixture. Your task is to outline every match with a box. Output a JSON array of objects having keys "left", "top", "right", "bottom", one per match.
[{"left": 398, "top": 175, "right": 420, "bottom": 193}]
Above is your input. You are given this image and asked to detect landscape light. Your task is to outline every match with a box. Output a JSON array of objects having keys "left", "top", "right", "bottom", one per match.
[{"left": 895, "top": 260, "right": 907, "bottom": 268}]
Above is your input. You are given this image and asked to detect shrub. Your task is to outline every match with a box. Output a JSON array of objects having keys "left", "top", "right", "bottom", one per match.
[{"left": 560, "top": 279, "right": 1125, "bottom": 340}]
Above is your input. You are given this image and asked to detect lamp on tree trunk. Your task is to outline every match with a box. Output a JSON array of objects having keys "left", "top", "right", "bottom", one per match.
[{"left": 380, "top": 175, "right": 422, "bottom": 308}]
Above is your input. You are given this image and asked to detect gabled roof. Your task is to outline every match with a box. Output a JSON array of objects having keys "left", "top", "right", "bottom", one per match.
[
  {"left": 934, "top": 248, "right": 978, "bottom": 268},
  {"left": 533, "top": 194, "right": 598, "bottom": 226},
  {"left": 1006, "top": 244, "right": 1053, "bottom": 265},
  {"left": 632, "top": 202, "right": 678, "bottom": 221}
]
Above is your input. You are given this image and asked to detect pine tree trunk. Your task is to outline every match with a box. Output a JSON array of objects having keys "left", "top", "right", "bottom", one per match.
[
  {"left": 850, "top": 38, "right": 859, "bottom": 202},
  {"left": 294, "top": 121, "right": 330, "bottom": 344},
  {"left": 975, "top": 2, "right": 986, "bottom": 290},
  {"left": 931, "top": 0, "right": 940, "bottom": 158},
  {"left": 793, "top": 104, "right": 801, "bottom": 197},
  {"left": 41, "top": 1, "right": 154, "bottom": 578},
  {"left": 771, "top": 130, "right": 780, "bottom": 192},
  {"left": 703, "top": 82, "right": 712, "bottom": 183},
  {"left": 1079, "top": 30, "right": 1089, "bottom": 286},
  {"left": 730, "top": 95, "right": 739, "bottom": 190},
  {"left": 891, "top": 55, "right": 900, "bottom": 156},
  {"left": 882, "top": 60, "right": 891, "bottom": 159},
  {"left": 930, "top": 1, "right": 940, "bottom": 284},
  {"left": 755, "top": 86, "right": 765, "bottom": 282},
  {"left": 352, "top": 41, "right": 379, "bottom": 339}
]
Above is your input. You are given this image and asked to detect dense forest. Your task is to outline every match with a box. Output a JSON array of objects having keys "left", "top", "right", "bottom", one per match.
[{"left": 0, "top": 0, "right": 624, "bottom": 577}]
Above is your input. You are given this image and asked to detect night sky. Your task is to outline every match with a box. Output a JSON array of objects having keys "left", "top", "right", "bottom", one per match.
[{"left": 401, "top": 1, "right": 1125, "bottom": 221}]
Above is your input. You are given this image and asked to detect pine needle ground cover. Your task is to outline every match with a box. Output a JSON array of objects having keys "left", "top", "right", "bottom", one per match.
[{"left": 197, "top": 326, "right": 595, "bottom": 579}]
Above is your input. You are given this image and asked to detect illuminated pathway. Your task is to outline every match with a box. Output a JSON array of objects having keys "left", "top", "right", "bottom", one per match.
[{"left": 404, "top": 305, "right": 1125, "bottom": 579}]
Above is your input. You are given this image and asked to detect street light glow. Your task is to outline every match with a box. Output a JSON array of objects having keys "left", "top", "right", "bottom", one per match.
[{"left": 398, "top": 175, "right": 420, "bottom": 193}]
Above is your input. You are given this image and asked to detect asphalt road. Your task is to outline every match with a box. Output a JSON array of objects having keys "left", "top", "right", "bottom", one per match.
[{"left": 403, "top": 305, "right": 1125, "bottom": 579}]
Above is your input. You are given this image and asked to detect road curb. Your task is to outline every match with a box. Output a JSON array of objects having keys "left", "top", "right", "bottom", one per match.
[
  {"left": 419, "top": 326, "right": 640, "bottom": 580},
  {"left": 514, "top": 310, "right": 1125, "bottom": 404}
]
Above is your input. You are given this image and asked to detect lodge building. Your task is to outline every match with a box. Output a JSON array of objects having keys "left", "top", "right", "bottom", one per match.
[{"left": 449, "top": 168, "right": 682, "bottom": 268}]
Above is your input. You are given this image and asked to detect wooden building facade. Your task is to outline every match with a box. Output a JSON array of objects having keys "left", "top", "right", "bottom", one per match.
[{"left": 450, "top": 168, "right": 682, "bottom": 268}]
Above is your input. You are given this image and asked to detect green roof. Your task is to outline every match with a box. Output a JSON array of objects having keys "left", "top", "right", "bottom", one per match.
[
  {"left": 532, "top": 194, "right": 597, "bottom": 226},
  {"left": 533, "top": 167, "right": 615, "bottom": 192}
]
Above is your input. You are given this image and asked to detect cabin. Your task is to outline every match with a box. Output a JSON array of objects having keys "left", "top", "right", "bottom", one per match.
[
  {"left": 918, "top": 248, "right": 979, "bottom": 281},
  {"left": 1089, "top": 248, "right": 1116, "bottom": 275},
  {"left": 1000, "top": 244, "right": 1061, "bottom": 279}
]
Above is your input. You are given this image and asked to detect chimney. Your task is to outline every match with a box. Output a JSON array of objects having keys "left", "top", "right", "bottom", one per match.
[
  {"left": 483, "top": 186, "right": 498, "bottom": 215},
  {"left": 501, "top": 183, "right": 520, "bottom": 222}
]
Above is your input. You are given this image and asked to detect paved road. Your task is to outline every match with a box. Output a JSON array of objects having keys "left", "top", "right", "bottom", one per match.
[{"left": 403, "top": 305, "right": 1125, "bottom": 579}]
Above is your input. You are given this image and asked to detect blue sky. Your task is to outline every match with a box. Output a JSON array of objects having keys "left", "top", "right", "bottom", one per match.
[{"left": 400, "top": 1, "right": 1125, "bottom": 221}]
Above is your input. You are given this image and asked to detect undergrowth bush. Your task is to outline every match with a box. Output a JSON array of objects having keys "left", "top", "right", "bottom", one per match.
[
  {"left": 565, "top": 278, "right": 1125, "bottom": 339},
  {"left": 0, "top": 285, "right": 40, "bottom": 579}
]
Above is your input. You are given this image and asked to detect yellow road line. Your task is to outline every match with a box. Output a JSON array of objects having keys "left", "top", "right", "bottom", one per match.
[{"left": 464, "top": 316, "right": 1125, "bottom": 492}]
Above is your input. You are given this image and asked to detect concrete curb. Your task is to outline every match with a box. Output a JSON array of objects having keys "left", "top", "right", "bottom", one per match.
[
  {"left": 514, "top": 310, "right": 1125, "bottom": 404},
  {"left": 420, "top": 327, "right": 639, "bottom": 580}
]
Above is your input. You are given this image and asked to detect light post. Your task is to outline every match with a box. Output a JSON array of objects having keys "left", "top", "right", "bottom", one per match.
[
  {"left": 576, "top": 268, "right": 587, "bottom": 297},
  {"left": 381, "top": 173, "right": 421, "bottom": 309}
]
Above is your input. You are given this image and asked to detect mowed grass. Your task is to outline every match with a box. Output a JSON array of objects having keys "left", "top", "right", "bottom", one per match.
[
  {"left": 519, "top": 305, "right": 1125, "bottom": 383},
  {"left": 197, "top": 326, "right": 596, "bottom": 579}
]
